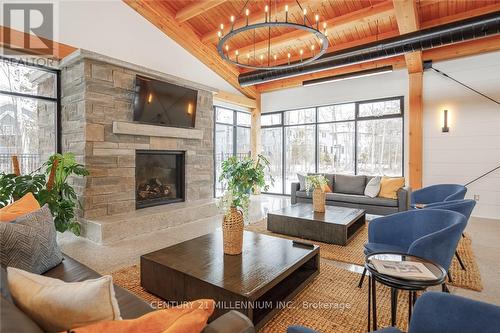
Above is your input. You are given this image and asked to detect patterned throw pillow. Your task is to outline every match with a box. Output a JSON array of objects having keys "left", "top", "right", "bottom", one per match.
[{"left": 0, "top": 205, "right": 63, "bottom": 274}]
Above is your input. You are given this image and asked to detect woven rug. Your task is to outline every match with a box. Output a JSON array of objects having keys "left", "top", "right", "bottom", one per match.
[
  {"left": 112, "top": 262, "right": 414, "bottom": 333},
  {"left": 245, "top": 218, "right": 483, "bottom": 291}
]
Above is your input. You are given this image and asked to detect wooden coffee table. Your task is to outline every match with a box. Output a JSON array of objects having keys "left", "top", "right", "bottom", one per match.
[
  {"left": 267, "top": 203, "right": 366, "bottom": 245},
  {"left": 141, "top": 231, "right": 319, "bottom": 330}
]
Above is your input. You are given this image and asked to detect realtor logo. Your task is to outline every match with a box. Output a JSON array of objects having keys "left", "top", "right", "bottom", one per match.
[{"left": 2, "top": 3, "right": 54, "bottom": 55}]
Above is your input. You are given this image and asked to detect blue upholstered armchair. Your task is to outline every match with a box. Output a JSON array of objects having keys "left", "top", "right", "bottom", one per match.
[
  {"left": 424, "top": 199, "right": 476, "bottom": 272},
  {"left": 358, "top": 209, "right": 467, "bottom": 289},
  {"left": 374, "top": 292, "right": 500, "bottom": 333},
  {"left": 411, "top": 184, "right": 467, "bottom": 206},
  {"left": 287, "top": 292, "right": 500, "bottom": 333}
]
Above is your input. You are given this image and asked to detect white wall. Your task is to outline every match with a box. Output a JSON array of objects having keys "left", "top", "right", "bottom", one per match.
[
  {"left": 32, "top": 0, "right": 241, "bottom": 94},
  {"left": 262, "top": 51, "right": 500, "bottom": 219},
  {"left": 423, "top": 51, "right": 500, "bottom": 219}
]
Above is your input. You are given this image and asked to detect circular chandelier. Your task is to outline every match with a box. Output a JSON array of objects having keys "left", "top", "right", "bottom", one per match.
[{"left": 217, "top": 1, "right": 329, "bottom": 71}]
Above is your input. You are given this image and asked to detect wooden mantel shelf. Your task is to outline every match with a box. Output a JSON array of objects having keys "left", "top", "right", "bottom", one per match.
[{"left": 112, "top": 121, "right": 203, "bottom": 140}]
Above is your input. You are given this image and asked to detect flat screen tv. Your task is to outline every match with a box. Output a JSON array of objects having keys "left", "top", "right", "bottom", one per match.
[{"left": 133, "top": 75, "right": 197, "bottom": 128}]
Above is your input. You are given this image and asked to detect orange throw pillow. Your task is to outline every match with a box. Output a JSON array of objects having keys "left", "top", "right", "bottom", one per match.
[
  {"left": 321, "top": 184, "right": 332, "bottom": 193},
  {"left": 66, "top": 299, "right": 215, "bottom": 333},
  {"left": 0, "top": 193, "right": 40, "bottom": 223},
  {"left": 378, "top": 177, "right": 405, "bottom": 199}
]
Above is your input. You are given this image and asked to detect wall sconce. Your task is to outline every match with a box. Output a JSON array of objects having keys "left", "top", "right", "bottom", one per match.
[
  {"left": 442, "top": 109, "right": 450, "bottom": 133},
  {"left": 147, "top": 93, "right": 153, "bottom": 104},
  {"left": 187, "top": 103, "right": 193, "bottom": 115}
]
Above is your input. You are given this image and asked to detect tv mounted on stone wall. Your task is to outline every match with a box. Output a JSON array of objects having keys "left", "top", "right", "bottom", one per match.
[{"left": 133, "top": 75, "right": 197, "bottom": 128}]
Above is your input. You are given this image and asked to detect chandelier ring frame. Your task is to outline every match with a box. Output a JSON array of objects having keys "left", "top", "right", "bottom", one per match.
[{"left": 217, "top": 21, "right": 329, "bottom": 71}]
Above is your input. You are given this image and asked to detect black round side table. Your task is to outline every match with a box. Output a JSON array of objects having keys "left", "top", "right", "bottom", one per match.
[{"left": 365, "top": 252, "right": 446, "bottom": 332}]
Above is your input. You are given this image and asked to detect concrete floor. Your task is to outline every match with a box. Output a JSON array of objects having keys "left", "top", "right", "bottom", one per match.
[{"left": 59, "top": 194, "right": 500, "bottom": 306}]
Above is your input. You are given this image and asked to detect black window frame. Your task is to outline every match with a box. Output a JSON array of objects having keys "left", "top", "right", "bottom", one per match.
[
  {"left": 0, "top": 55, "right": 61, "bottom": 154},
  {"left": 0, "top": 55, "right": 62, "bottom": 176},
  {"left": 261, "top": 96, "right": 405, "bottom": 195},
  {"left": 213, "top": 105, "right": 251, "bottom": 197}
]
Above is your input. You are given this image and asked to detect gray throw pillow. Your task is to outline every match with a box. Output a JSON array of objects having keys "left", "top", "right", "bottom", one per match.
[
  {"left": 365, "top": 176, "right": 381, "bottom": 198},
  {"left": 297, "top": 174, "right": 306, "bottom": 190},
  {"left": 0, "top": 205, "right": 63, "bottom": 274},
  {"left": 334, "top": 174, "right": 367, "bottom": 195}
]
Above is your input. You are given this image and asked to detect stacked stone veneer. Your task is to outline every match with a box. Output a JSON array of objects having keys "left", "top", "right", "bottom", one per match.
[{"left": 60, "top": 52, "right": 214, "bottom": 220}]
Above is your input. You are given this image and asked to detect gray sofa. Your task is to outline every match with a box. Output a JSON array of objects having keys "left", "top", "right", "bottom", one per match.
[{"left": 291, "top": 174, "right": 410, "bottom": 215}]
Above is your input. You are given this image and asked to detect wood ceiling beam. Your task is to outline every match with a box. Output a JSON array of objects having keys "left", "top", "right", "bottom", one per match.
[
  {"left": 123, "top": 0, "right": 258, "bottom": 99},
  {"left": 0, "top": 26, "right": 76, "bottom": 60},
  {"left": 393, "top": 0, "right": 422, "bottom": 73},
  {"left": 421, "top": 3, "right": 500, "bottom": 29},
  {"left": 234, "top": 1, "right": 394, "bottom": 59},
  {"left": 214, "top": 90, "right": 257, "bottom": 109},
  {"left": 423, "top": 35, "right": 500, "bottom": 62},
  {"left": 175, "top": 0, "right": 227, "bottom": 23},
  {"left": 201, "top": 0, "right": 301, "bottom": 44}
]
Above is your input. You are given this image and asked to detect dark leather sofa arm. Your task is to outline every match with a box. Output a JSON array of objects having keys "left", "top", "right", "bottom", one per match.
[
  {"left": 202, "top": 311, "right": 255, "bottom": 333},
  {"left": 397, "top": 186, "right": 411, "bottom": 211},
  {"left": 291, "top": 182, "right": 300, "bottom": 204}
]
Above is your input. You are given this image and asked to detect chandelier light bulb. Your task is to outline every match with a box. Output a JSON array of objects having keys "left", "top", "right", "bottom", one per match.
[
  {"left": 265, "top": 5, "right": 268, "bottom": 12},
  {"left": 247, "top": 53, "right": 250, "bottom": 59},
  {"left": 287, "top": 53, "right": 291, "bottom": 59},
  {"left": 311, "top": 45, "right": 315, "bottom": 51},
  {"left": 285, "top": 5, "right": 288, "bottom": 12},
  {"left": 235, "top": 50, "right": 239, "bottom": 56},
  {"left": 323, "top": 22, "right": 327, "bottom": 29},
  {"left": 230, "top": 15, "right": 235, "bottom": 23},
  {"left": 300, "top": 49, "right": 304, "bottom": 55},
  {"left": 217, "top": 31, "right": 222, "bottom": 38},
  {"left": 220, "top": 23, "right": 224, "bottom": 30},
  {"left": 273, "top": 54, "right": 277, "bottom": 61},
  {"left": 315, "top": 14, "right": 319, "bottom": 22},
  {"left": 225, "top": 45, "right": 229, "bottom": 52},
  {"left": 246, "top": 8, "right": 250, "bottom": 16},
  {"left": 260, "top": 54, "right": 264, "bottom": 60},
  {"left": 303, "top": 8, "right": 307, "bottom": 15}
]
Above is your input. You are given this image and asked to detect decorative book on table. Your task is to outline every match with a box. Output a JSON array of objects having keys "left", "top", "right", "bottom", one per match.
[{"left": 371, "top": 259, "right": 437, "bottom": 280}]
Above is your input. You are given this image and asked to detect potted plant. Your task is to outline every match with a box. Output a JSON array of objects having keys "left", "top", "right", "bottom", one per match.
[
  {"left": 218, "top": 154, "right": 272, "bottom": 255},
  {"left": 305, "top": 174, "right": 328, "bottom": 213},
  {"left": 0, "top": 153, "right": 88, "bottom": 235}
]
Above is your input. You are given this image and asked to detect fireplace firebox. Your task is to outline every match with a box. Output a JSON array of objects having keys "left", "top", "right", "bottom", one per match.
[{"left": 135, "top": 150, "right": 185, "bottom": 209}]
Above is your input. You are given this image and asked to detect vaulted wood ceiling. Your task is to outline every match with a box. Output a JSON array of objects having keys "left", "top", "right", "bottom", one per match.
[{"left": 124, "top": 0, "right": 500, "bottom": 98}]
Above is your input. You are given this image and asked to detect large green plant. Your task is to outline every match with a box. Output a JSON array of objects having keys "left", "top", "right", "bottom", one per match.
[
  {"left": 0, "top": 153, "right": 88, "bottom": 235},
  {"left": 305, "top": 174, "right": 328, "bottom": 194},
  {"left": 218, "top": 154, "right": 272, "bottom": 217}
]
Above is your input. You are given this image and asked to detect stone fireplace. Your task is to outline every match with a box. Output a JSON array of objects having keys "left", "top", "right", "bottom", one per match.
[
  {"left": 58, "top": 50, "right": 218, "bottom": 243},
  {"left": 135, "top": 150, "right": 185, "bottom": 209}
]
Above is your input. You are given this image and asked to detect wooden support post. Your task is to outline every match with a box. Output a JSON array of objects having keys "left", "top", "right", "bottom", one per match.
[
  {"left": 11, "top": 155, "right": 20, "bottom": 176},
  {"left": 409, "top": 72, "right": 423, "bottom": 189},
  {"left": 251, "top": 95, "right": 262, "bottom": 194}
]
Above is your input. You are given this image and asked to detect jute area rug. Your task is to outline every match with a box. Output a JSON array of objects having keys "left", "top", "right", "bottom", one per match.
[
  {"left": 245, "top": 218, "right": 483, "bottom": 291},
  {"left": 112, "top": 262, "right": 413, "bottom": 333}
]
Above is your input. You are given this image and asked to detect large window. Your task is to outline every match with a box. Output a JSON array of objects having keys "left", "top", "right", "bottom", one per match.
[
  {"left": 214, "top": 106, "right": 251, "bottom": 197},
  {"left": 261, "top": 97, "right": 403, "bottom": 194},
  {"left": 0, "top": 59, "right": 59, "bottom": 174}
]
